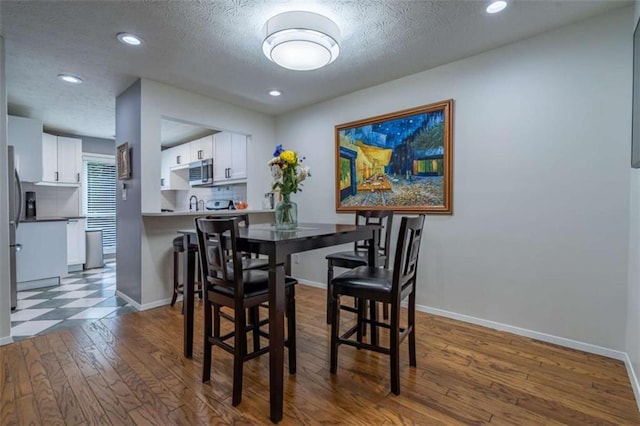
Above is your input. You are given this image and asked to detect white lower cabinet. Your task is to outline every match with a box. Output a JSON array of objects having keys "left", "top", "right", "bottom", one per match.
[
  {"left": 16, "top": 221, "right": 68, "bottom": 289},
  {"left": 67, "top": 218, "right": 86, "bottom": 268}
]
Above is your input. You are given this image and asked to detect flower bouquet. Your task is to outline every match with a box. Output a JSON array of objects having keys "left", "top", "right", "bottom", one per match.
[{"left": 269, "top": 145, "right": 311, "bottom": 230}]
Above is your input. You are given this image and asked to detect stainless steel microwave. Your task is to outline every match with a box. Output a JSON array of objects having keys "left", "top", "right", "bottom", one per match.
[{"left": 189, "top": 159, "right": 214, "bottom": 186}]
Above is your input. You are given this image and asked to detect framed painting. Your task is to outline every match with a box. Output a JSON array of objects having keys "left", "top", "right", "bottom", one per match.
[
  {"left": 117, "top": 142, "right": 131, "bottom": 180},
  {"left": 335, "top": 99, "right": 453, "bottom": 214}
]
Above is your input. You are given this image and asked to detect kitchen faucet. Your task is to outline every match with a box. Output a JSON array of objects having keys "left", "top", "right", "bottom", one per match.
[{"left": 189, "top": 195, "right": 199, "bottom": 211}]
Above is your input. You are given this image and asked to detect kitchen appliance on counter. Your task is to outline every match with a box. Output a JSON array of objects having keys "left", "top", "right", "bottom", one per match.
[
  {"left": 206, "top": 199, "right": 234, "bottom": 210},
  {"left": 8, "top": 146, "right": 23, "bottom": 310},
  {"left": 25, "top": 191, "right": 36, "bottom": 219},
  {"left": 189, "top": 158, "right": 214, "bottom": 186}
]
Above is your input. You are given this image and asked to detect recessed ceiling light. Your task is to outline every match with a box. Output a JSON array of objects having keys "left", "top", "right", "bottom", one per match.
[
  {"left": 486, "top": 0, "right": 507, "bottom": 14},
  {"left": 117, "top": 32, "right": 143, "bottom": 46},
  {"left": 269, "top": 90, "right": 282, "bottom": 97},
  {"left": 57, "top": 74, "right": 83, "bottom": 84}
]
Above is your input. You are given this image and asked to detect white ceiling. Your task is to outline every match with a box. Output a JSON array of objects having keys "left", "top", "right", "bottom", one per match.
[{"left": 1, "top": 0, "right": 630, "bottom": 140}]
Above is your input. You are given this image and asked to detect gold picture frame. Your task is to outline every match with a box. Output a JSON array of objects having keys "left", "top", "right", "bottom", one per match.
[
  {"left": 335, "top": 99, "right": 453, "bottom": 214},
  {"left": 117, "top": 142, "right": 131, "bottom": 180}
]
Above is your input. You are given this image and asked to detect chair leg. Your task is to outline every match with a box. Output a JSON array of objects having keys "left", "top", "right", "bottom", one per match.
[
  {"left": 389, "top": 303, "right": 401, "bottom": 395},
  {"left": 369, "top": 300, "right": 378, "bottom": 347},
  {"left": 202, "top": 296, "right": 212, "bottom": 383},
  {"left": 196, "top": 255, "right": 203, "bottom": 300},
  {"left": 214, "top": 304, "right": 221, "bottom": 339},
  {"left": 232, "top": 306, "right": 247, "bottom": 406},
  {"left": 326, "top": 262, "right": 334, "bottom": 324},
  {"left": 330, "top": 294, "right": 340, "bottom": 374},
  {"left": 383, "top": 302, "right": 389, "bottom": 320},
  {"left": 408, "top": 291, "right": 417, "bottom": 367},
  {"left": 171, "top": 251, "right": 179, "bottom": 307},
  {"left": 356, "top": 299, "right": 365, "bottom": 345},
  {"left": 249, "top": 307, "right": 260, "bottom": 353},
  {"left": 286, "top": 286, "right": 297, "bottom": 375}
]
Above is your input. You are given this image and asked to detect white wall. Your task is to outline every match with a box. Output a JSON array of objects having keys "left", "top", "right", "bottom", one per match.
[
  {"left": 278, "top": 7, "right": 633, "bottom": 351},
  {"left": 137, "top": 79, "right": 276, "bottom": 305},
  {"left": 625, "top": 0, "right": 640, "bottom": 404}
]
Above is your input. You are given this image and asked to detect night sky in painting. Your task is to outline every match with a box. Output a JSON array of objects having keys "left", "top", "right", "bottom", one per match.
[{"left": 341, "top": 110, "right": 444, "bottom": 149}]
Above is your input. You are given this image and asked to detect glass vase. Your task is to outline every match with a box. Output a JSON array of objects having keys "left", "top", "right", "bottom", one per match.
[{"left": 275, "top": 194, "right": 297, "bottom": 230}]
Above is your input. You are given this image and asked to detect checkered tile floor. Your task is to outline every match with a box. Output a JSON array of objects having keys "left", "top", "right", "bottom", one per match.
[{"left": 11, "top": 261, "right": 135, "bottom": 341}]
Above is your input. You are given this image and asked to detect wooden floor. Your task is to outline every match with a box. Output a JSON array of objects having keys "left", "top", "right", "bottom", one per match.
[{"left": 1, "top": 284, "right": 639, "bottom": 425}]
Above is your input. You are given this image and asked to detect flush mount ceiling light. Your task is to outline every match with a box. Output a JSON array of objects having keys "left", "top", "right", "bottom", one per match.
[
  {"left": 262, "top": 11, "right": 340, "bottom": 71},
  {"left": 486, "top": 0, "right": 508, "bottom": 14},
  {"left": 117, "top": 32, "right": 143, "bottom": 46},
  {"left": 269, "top": 89, "right": 282, "bottom": 96},
  {"left": 57, "top": 74, "right": 83, "bottom": 84}
]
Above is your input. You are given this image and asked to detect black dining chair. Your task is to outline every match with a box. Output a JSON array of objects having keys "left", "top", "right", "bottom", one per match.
[
  {"left": 329, "top": 215, "right": 425, "bottom": 395},
  {"left": 205, "top": 213, "right": 269, "bottom": 271},
  {"left": 325, "top": 210, "right": 394, "bottom": 324},
  {"left": 196, "top": 217, "right": 298, "bottom": 406}
]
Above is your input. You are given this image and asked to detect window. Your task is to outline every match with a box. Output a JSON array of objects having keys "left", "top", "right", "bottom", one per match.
[{"left": 82, "top": 155, "right": 116, "bottom": 254}]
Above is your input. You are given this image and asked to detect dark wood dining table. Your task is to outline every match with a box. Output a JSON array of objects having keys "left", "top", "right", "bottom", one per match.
[{"left": 178, "top": 222, "right": 380, "bottom": 423}]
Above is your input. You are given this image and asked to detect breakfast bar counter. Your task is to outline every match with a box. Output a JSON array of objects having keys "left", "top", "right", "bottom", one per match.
[
  {"left": 142, "top": 208, "right": 272, "bottom": 217},
  {"left": 124, "top": 211, "right": 275, "bottom": 310}
]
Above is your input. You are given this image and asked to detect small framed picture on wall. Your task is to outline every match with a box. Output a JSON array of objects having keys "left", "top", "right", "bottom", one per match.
[{"left": 117, "top": 142, "right": 131, "bottom": 180}]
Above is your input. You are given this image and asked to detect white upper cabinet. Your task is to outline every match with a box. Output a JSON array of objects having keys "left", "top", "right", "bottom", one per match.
[
  {"left": 189, "top": 135, "right": 213, "bottom": 162},
  {"left": 56, "top": 136, "right": 82, "bottom": 184},
  {"left": 167, "top": 143, "right": 191, "bottom": 169},
  {"left": 40, "top": 134, "right": 82, "bottom": 185},
  {"left": 42, "top": 133, "right": 58, "bottom": 183},
  {"left": 213, "top": 132, "right": 247, "bottom": 184},
  {"left": 8, "top": 116, "right": 44, "bottom": 183},
  {"left": 161, "top": 146, "right": 189, "bottom": 190}
]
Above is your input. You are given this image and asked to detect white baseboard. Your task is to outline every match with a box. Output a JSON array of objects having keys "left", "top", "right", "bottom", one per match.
[
  {"left": 0, "top": 336, "right": 14, "bottom": 346},
  {"left": 415, "top": 304, "right": 627, "bottom": 361},
  {"left": 299, "top": 280, "right": 626, "bottom": 360},
  {"left": 116, "top": 290, "right": 173, "bottom": 311},
  {"left": 624, "top": 353, "right": 640, "bottom": 411}
]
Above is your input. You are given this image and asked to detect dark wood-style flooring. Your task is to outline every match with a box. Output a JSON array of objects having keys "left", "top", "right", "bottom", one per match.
[{"left": 1, "top": 284, "right": 638, "bottom": 425}]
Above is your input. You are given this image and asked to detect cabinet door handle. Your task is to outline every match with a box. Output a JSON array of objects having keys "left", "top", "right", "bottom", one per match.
[
  {"left": 161, "top": 178, "right": 165, "bottom": 187},
  {"left": 77, "top": 173, "right": 80, "bottom": 183},
  {"left": 198, "top": 150, "right": 202, "bottom": 159},
  {"left": 177, "top": 155, "right": 181, "bottom": 164},
  {"left": 55, "top": 171, "right": 59, "bottom": 181}
]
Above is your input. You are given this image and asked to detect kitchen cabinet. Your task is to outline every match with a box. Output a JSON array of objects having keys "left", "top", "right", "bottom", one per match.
[
  {"left": 40, "top": 133, "right": 82, "bottom": 185},
  {"left": 16, "top": 221, "right": 68, "bottom": 289},
  {"left": 189, "top": 135, "right": 213, "bottom": 162},
  {"left": 166, "top": 143, "right": 191, "bottom": 169},
  {"left": 161, "top": 147, "right": 189, "bottom": 190},
  {"left": 8, "top": 115, "right": 44, "bottom": 183},
  {"left": 213, "top": 132, "right": 247, "bottom": 184},
  {"left": 67, "top": 218, "right": 86, "bottom": 269}
]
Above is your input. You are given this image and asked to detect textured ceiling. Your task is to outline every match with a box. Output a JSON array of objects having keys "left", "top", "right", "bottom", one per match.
[{"left": 1, "top": 0, "right": 631, "bottom": 139}]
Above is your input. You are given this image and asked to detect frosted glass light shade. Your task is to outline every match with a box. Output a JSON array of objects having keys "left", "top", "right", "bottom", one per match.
[{"left": 263, "top": 11, "right": 340, "bottom": 71}]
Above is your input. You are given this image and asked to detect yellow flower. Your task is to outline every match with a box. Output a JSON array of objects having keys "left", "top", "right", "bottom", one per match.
[{"left": 280, "top": 150, "right": 297, "bottom": 165}]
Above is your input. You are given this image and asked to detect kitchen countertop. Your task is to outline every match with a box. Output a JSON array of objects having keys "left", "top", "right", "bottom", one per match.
[
  {"left": 142, "top": 209, "right": 273, "bottom": 217},
  {"left": 21, "top": 216, "right": 86, "bottom": 222}
]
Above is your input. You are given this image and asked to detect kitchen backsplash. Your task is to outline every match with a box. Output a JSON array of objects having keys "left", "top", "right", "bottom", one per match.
[
  {"left": 22, "top": 183, "right": 81, "bottom": 218},
  {"left": 171, "top": 184, "right": 248, "bottom": 212}
]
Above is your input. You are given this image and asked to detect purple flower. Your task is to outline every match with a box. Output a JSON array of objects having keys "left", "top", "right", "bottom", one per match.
[{"left": 273, "top": 144, "right": 284, "bottom": 157}]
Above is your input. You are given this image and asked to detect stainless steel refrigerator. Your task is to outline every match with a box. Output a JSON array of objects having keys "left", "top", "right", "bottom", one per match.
[{"left": 8, "top": 145, "right": 23, "bottom": 310}]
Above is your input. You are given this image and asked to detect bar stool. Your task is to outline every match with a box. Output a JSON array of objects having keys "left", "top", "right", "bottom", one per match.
[{"left": 171, "top": 236, "right": 202, "bottom": 309}]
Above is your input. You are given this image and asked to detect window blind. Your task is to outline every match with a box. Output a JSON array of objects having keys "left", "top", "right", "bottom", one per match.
[{"left": 84, "top": 161, "right": 116, "bottom": 254}]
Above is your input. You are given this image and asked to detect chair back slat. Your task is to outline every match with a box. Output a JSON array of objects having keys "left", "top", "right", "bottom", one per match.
[
  {"left": 195, "top": 217, "right": 244, "bottom": 296},
  {"left": 354, "top": 210, "right": 394, "bottom": 267},
  {"left": 392, "top": 215, "right": 425, "bottom": 293}
]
